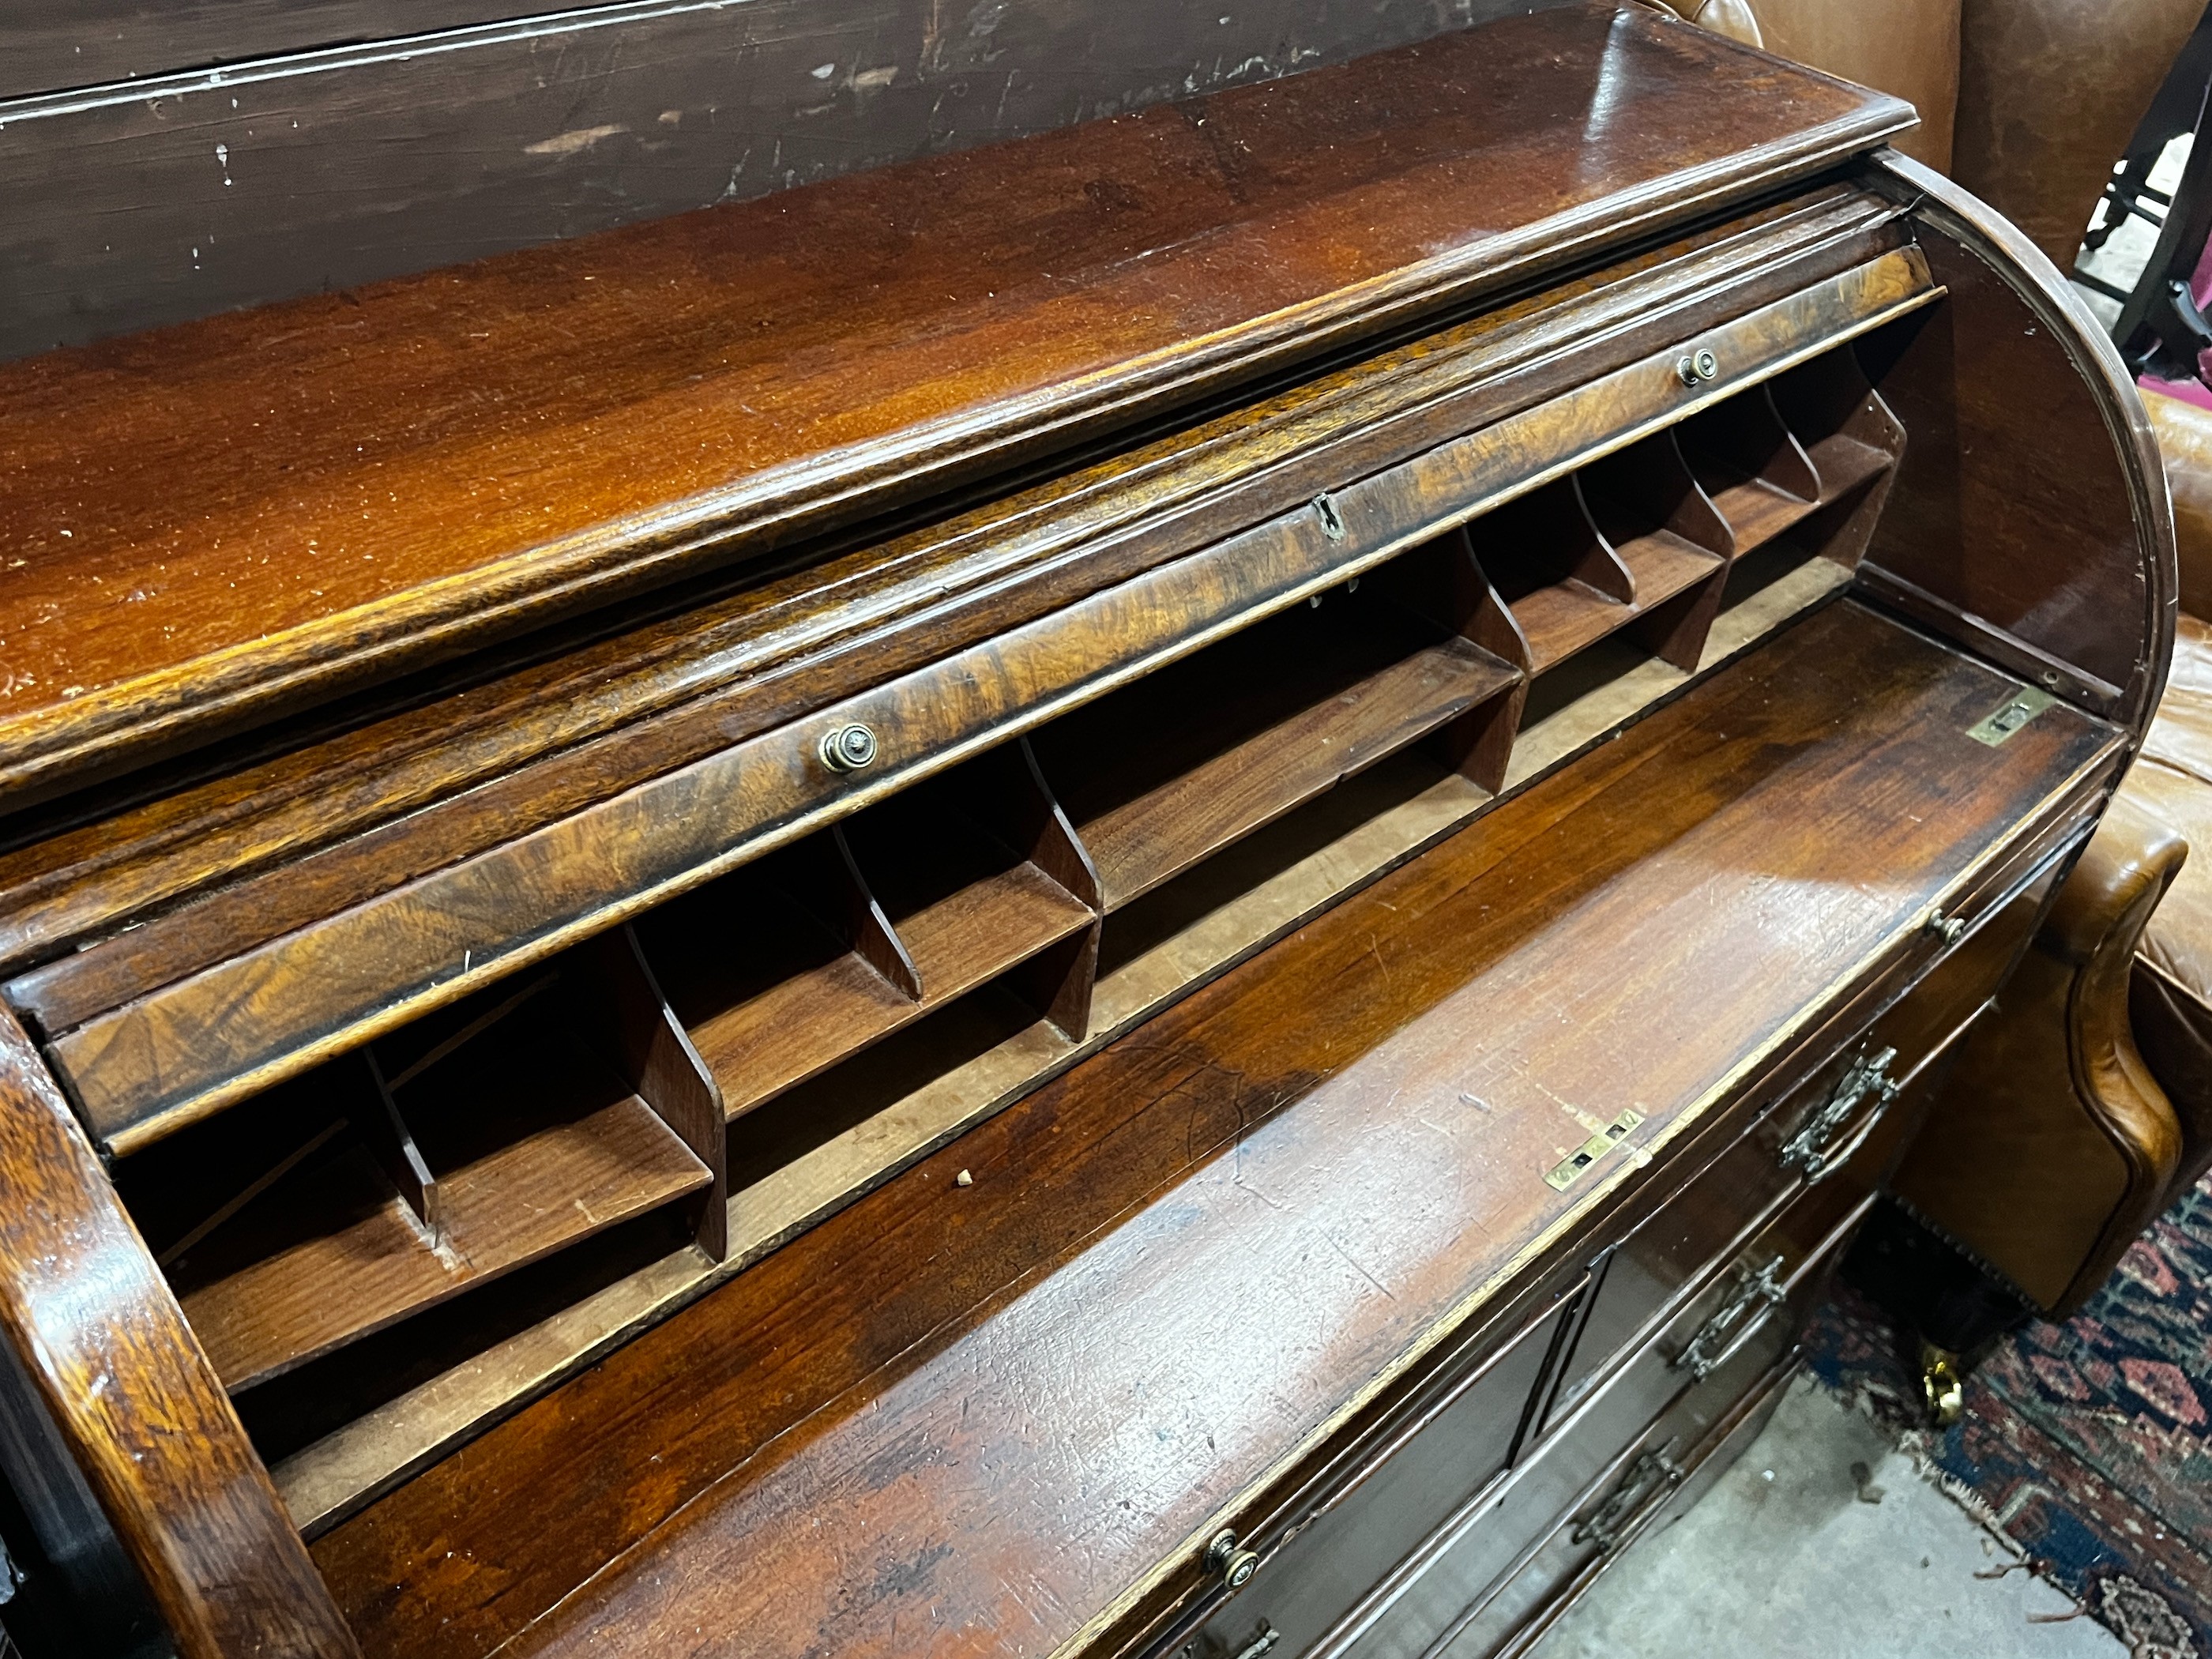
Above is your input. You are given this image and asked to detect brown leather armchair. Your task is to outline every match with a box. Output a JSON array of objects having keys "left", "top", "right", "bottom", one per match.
[
  {"left": 1755, "top": 0, "right": 1962, "bottom": 170},
  {"left": 1890, "top": 799, "right": 2191, "bottom": 1318},
  {"left": 1879, "top": 389, "right": 2212, "bottom": 1349},
  {"left": 1657, "top": 0, "right": 2212, "bottom": 1353},
  {"left": 1952, "top": 0, "right": 2206, "bottom": 269}
]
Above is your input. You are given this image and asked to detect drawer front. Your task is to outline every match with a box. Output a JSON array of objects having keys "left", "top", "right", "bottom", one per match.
[
  {"left": 1438, "top": 1349, "right": 1804, "bottom": 1659},
  {"left": 1394, "top": 1194, "right": 1863, "bottom": 1659},
  {"left": 1324, "top": 1174, "right": 1864, "bottom": 1659},
  {"left": 1540, "top": 832, "right": 2072, "bottom": 1423},
  {"left": 1172, "top": 1292, "right": 1575, "bottom": 1659}
]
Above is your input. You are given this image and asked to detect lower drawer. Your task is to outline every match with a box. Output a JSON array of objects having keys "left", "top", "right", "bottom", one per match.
[
  {"left": 1420, "top": 1247, "right": 1844, "bottom": 1659},
  {"left": 1322, "top": 1179, "right": 1865, "bottom": 1659},
  {"left": 1445, "top": 1350, "right": 1803, "bottom": 1659},
  {"left": 1171, "top": 1290, "right": 1577, "bottom": 1659}
]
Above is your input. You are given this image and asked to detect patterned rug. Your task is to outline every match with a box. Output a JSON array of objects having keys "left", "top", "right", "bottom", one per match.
[{"left": 1803, "top": 1182, "right": 2212, "bottom": 1659}]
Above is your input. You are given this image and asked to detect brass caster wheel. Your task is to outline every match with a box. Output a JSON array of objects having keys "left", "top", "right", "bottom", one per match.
[{"left": 1920, "top": 1341, "right": 1965, "bottom": 1428}]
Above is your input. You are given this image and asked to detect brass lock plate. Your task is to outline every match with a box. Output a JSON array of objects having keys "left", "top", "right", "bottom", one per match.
[
  {"left": 1965, "top": 687, "right": 2056, "bottom": 747},
  {"left": 1545, "top": 1108, "right": 1646, "bottom": 1192}
]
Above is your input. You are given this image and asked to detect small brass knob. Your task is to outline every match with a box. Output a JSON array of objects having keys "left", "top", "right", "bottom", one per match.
[
  {"left": 818, "top": 722, "right": 879, "bottom": 773},
  {"left": 1676, "top": 348, "right": 1720, "bottom": 386},
  {"left": 1202, "top": 1528, "right": 1261, "bottom": 1587},
  {"left": 1927, "top": 909, "right": 1966, "bottom": 945}
]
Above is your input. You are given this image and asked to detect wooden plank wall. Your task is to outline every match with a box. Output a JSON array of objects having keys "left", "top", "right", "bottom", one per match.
[{"left": 0, "top": 0, "right": 1571, "bottom": 363}]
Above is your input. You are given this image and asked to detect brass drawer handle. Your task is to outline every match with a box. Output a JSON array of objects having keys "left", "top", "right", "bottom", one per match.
[
  {"left": 1779, "top": 1046, "right": 1900, "bottom": 1180},
  {"left": 1573, "top": 1444, "right": 1683, "bottom": 1549},
  {"left": 1927, "top": 908, "right": 1967, "bottom": 944},
  {"left": 1672, "top": 1255, "right": 1786, "bottom": 1381},
  {"left": 818, "top": 721, "right": 880, "bottom": 773},
  {"left": 1180, "top": 1623, "right": 1279, "bottom": 1659}
]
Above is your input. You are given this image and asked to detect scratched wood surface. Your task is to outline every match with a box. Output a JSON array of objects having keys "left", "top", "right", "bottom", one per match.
[
  {"left": 28, "top": 247, "right": 1942, "bottom": 1157},
  {"left": 0, "top": 6, "right": 1909, "bottom": 807},
  {"left": 310, "top": 602, "right": 2122, "bottom": 1658},
  {"left": 0, "top": 0, "right": 1588, "bottom": 355}
]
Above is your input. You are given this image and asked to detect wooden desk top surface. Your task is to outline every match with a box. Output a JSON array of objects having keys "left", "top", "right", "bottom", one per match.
[
  {"left": 0, "top": 3, "right": 1905, "bottom": 803},
  {"left": 310, "top": 604, "right": 2117, "bottom": 1658}
]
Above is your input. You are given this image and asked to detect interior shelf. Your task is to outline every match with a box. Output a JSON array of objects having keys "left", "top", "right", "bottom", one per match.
[
  {"left": 1030, "top": 591, "right": 1521, "bottom": 909},
  {"left": 1472, "top": 455, "right": 1731, "bottom": 679},
  {"left": 839, "top": 782, "right": 1095, "bottom": 1002},
  {"left": 645, "top": 860, "right": 920, "bottom": 1123},
  {"left": 1472, "top": 479, "right": 1632, "bottom": 673},
  {"left": 1772, "top": 346, "right": 1904, "bottom": 510},
  {"left": 1803, "top": 432, "right": 1891, "bottom": 502},
  {"left": 1678, "top": 386, "right": 1823, "bottom": 547},
  {"left": 646, "top": 769, "right": 1095, "bottom": 1120},
  {"left": 164, "top": 994, "right": 713, "bottom": 1391},
  {"left": 108, "top": 331, "right": 1915, "bottom": 1446}
]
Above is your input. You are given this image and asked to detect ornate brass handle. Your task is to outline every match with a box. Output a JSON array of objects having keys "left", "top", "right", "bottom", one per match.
[
  {"left": 1573, "top": 1444, "right": 1683, "bottom": 1550},
  {"left": 1778, "top": 1046, "right": 1900, "bottom": 1180},
  {"left": 1672, "top": 1255, "right": 1786, "bottom": 1381}
]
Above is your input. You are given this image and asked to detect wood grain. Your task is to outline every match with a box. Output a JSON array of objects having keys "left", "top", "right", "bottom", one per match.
[
  {"left": 841, "top": 803, "right": 1097, "bottom": 999},
  {"left": 1036, "top": 600, "right": 1520, "bottom": 908},
  {"left": 0, "top": 0, "right": 1591, "bottom": 352},
  {"left": 265, "top": 551, "right": 1864, "bottom": 1540},
  {"left": 2, "top": 0, "right": 525, "bottom": 96},
  {"left": 172, "top": 1023, "right": 712, "bottom": 1390},
  {"left": 40, "top": 247, "right": 1943, "bottom": 1159},
  {"left": 1861, "top": 152, "right": 2177, "bottom": 728},
  {"left": 308, "top": 603, "right": 2122, "bottom": 1659},
  {"left": 0, "top": 191, "right": 1917, "bottom": 989},
  {"left": 0, "top": 1010, "right": 359, "bottom": 1657},
  {"left": 0, "top": 8, "right": 1910, "bottom": 805}
]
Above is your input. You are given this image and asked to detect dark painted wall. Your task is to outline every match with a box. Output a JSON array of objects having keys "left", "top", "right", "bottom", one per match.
[{"left": 0, "top": 0, "right": 1572, "bottom": 362}]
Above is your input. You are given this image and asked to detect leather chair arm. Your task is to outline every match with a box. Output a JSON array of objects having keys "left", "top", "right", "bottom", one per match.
[
  {"left": 1631, "top": 0, "right": 1765, "bottom": 48},
  {"left": 2146, "top": 389, "right": 2212, "bottom": 620},
  {"left": 1892, "top": 796, "right": 2188, "bottom": 1315}
]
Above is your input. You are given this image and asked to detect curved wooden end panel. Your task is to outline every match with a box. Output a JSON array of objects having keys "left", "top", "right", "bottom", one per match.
[
  {"left": 1864, "top": 149, "right": 2176, "bottom": 738},
  {"left": 0, "top": 1012, "right": 359, "bottom": 1657},
  {"left": 1894, "top": 796, "right": 2188, "bottom": 1315}
]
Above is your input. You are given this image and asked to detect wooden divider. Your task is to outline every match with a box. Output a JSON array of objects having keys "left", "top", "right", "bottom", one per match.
[
  {"left": 1029, "top": 583, "right": 1523, "bottom": 909},
  {"left": 103, "top": 341, "right": 1909, "bottom": 1411}
]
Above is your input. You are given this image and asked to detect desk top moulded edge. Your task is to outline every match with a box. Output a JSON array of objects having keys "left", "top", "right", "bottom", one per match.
[{"left": 0, "top": 2, "right": 1909, "bottom": 806}]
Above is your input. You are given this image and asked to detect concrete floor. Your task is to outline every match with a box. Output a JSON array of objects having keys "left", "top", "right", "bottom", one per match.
[{"left": 1525, "top": 1375, "right": 2124, "bottom": 1659}]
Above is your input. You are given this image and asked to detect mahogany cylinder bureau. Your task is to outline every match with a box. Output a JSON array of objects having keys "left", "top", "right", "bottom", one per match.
[{"left": 0, "top": 6, "right": 2173, "bottom": 1657}]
